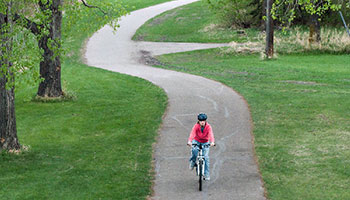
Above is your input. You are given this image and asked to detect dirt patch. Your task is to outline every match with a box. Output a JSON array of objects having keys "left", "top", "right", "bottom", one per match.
[
  {"left": 139, "top": 50, "right": 164, "bottom": 66},
  {"left": 316, "top": 113, "right": 334, "bottom": 125},
  {"left": 200, "top": 23, "right": 225, "bottom": 33},
  {"left": 299, "top": 89, "right": 318, "bottom": 93},
  {"left": 280, "top": 80, "right": 325, "bottom": 86},
  {"left": 223, "top": 41, "right": 263, "bottom": 54},
  {"left": 80, "top": 38, "right": 89, "bottom": 64},
  {"left": 159, "top": 36, "right": 168, "bottom": 42},
  {"left": 175, "top": 17, "right": 185, "bottom": 22},
  {"left": 134, "top": 35, "right": 145, "bottom": 41},
  {"left": 139, "top": 50, "right": 191, "bottom": 72},
  {"left": 204, "top": 70, "right": 254, "bottom": 77},
  {"left": 148, "top": 10, "right": 179, "bottom": 26}
]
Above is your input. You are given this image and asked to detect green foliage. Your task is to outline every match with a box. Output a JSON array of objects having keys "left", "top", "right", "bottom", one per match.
[
  {"left": 0, "top": 1, "right": 41, "bottom": 89},
  {"left": 272, "top": 0, "right": 347, "bottom": 26},
  {"left": 62, "top": 0, "right": 128, "bottom": 38},
  {"left": 0, "top": 0, "right": 128, "bottom": 89},
  {"left": 206, "top": 0, "right": 256, "bottom": 28}
]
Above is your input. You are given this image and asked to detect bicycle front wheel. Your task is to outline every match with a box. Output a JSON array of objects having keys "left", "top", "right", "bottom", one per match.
[{"left": 198, "top": 162, "right": 203, "bottom": 191}]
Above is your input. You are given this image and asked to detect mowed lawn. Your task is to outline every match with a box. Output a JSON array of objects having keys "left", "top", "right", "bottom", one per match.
[
  {"left": 0, "top": 0, "right": 171, "bottom": 199},
  {"left": 133, "top": 0, "right": 260, "bottom": 43},
  {"left": 155, "top": 51, "right": 350, "bottom": 199},
  {"left": 5, "top": 66, "right": 167, "bottom": 199},
  {"left": 133, "top": 1, "right": 350, "bottom": 199}
]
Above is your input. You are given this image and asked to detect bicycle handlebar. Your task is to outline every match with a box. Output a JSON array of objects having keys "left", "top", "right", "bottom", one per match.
[{"left": 191, "top": 143, "right": 212, "bottom": 149}]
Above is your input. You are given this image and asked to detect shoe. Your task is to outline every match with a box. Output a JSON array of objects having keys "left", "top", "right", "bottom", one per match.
[{"left": 204, "top": 175, "right": 210, "bottom": 181}]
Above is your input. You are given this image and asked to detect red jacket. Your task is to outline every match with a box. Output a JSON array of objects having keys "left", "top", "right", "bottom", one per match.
[{"left": 188, "top": 122, "right": 215, "bottom": 144}]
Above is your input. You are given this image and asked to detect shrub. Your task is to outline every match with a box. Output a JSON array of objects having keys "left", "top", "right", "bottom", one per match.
[{"left": 206, "top": 0, "right": 256, "bottom": 28}]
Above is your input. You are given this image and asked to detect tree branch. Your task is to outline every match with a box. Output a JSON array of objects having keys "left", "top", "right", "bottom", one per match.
[
  {"left": 80, "top": 0, "right": 107, "bottom": 15},
  {"left": 13, "top": 14, "right": 42, "bottom": 35},
  {"left": 38, "top": 0, "right": 50, "bottom": 12},
  {"left": 0, "top": 12, "right": 7, "bottom": 23}
]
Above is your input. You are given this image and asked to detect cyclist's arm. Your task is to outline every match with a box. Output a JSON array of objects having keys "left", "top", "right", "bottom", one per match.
[
  {"left": 187, "top": 125, "right": 197, "bottom": 145},
  {"left": 208, "top": 125, "right": 215, "bottom": 145}
]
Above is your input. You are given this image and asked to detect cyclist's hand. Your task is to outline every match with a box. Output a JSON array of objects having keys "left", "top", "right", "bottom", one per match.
[
  {"left": 187, "top": 142, "right": 192, "bottom": 147},
  {"left": 210, "top": 142, "right": 216, "bottom": 147}
]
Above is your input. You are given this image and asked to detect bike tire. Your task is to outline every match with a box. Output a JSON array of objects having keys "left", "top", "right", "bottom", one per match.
[{"left": 199, "top": 162, "right": 203, "bottom": 191}]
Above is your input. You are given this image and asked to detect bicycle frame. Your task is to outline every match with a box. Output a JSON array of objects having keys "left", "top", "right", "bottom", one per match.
[{"left": 196, "top": 147, "right": 205, "bottom": 176}]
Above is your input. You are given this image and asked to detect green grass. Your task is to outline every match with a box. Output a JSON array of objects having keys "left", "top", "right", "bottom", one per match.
[
  {"left": 154, "top": 50, "right": 350, "bottom": 199},
  {"left": 4, "top": 67, "right": 167, "bottom": 199},
  {"left": 133, "top": 1, "right": 260, "bottom": 43},
  {"left": 0, "top": 0, "right": 170, "bottom": 199},
  {"left": 123, "top": 0, "right": 172, "bottom": 10}
]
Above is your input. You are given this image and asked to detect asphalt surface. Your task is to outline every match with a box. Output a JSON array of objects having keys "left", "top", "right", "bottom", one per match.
[{"left": 85, "top": 0, "right": 266, "bottom": 199}]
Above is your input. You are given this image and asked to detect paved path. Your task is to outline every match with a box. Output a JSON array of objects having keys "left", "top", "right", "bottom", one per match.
[{"left": 85, "top": 0, "right": 266, "bottom": 199}]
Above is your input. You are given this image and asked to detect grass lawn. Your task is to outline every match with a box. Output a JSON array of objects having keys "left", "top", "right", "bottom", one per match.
[
  {"left": 155, "top": 50, "right": 350, "bottom": 200},
  {"left": 133, "top": 1, "right": 260, "bottom": 43},
  {"left": 0, "top": 0, "right": 170, "bottom": 199},
  {"left": 132, "top": 1, "right": 350, "bottom": 199},
  {"left": 124, "top": 0, "right": 173, "bottom": 10}
]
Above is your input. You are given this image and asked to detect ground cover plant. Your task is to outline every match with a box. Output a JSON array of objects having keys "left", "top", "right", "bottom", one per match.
[
  {"left": 132, "top": 1, "right": 350, "bottom": 199},
  {"left": 0, "top": 0, "right": 170, "bottom": 199}
]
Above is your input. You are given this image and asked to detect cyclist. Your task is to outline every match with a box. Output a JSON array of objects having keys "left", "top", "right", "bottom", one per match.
[{"left": 187, "top": 113, "right": 215, "bottom": 181}]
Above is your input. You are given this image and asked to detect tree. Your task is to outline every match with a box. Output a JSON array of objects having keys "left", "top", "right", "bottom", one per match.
[
  {"left": 271, "top": 0, "right": 344, "bottom": 41},
  {"left": 0, "top": 1, "right": 20, "bottom": 150},
  {"left": 309, "top": 12, "right": 321, "bottom": 43},
  {"left": 263, "top": 0, "right": 346, "bottom": 57},
  {"left": 0, "top": 0, "right": 127, "bottom": 151},
  {"left": 13, "top": 0, "right": 127, "bottom": 98},
  {"left": 37, "top": 0, "right": 64, "bottom": 97},
  {"left": 266, "top": 0, "right": 274, "bottom": 58}
]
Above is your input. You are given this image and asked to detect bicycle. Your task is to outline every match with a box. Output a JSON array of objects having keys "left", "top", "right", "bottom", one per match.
[{"left": 192, "top": 143, "right": 210, "bottom": 191}]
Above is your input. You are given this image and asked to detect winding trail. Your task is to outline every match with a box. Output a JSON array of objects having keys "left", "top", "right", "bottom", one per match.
[{"left": 85, "top": 0, "right": 266, "bottom": 199}]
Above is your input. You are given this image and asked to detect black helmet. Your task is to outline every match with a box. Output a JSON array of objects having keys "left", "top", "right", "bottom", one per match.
[{"left": 197, "top": 113, "right": 207, "bottom": 121}]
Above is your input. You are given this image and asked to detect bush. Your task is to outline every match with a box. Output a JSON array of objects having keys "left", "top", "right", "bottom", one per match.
[{"left": 206, "top": 0, "right": 256, "bottom": 28}]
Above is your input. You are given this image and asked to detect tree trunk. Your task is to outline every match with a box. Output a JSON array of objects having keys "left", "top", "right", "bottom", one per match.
[
  {"left": 261, "top": 0, "right": 267, "bottom": 30},
  {"left": 309, "top": 14, "right": 321, "bottom": 44},
  {"left": 265, "top": 0, "right": 274, "bottom": 58},
  {"left": 0, "top": 74, "right": 19, "bottom": 150},
  {"left": 37, "top": 0, "right": 63, "bottom": 97},
  {"left": 0, "top": 2, "right": 20, "bottom": 151}
]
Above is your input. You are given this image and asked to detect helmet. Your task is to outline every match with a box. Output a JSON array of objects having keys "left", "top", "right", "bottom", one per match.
[{"left": 197, "top": 113, "right": 207, "bottom": 121}]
